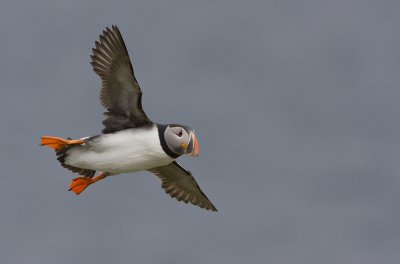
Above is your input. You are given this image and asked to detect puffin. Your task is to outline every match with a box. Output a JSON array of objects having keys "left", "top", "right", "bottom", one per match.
[{"left": 41, "top": 25, "right": 217, "bottom": 212}]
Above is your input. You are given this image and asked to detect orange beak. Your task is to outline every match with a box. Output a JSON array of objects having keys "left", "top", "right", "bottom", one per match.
[{"left": 187, "top": 132, "right": 201, "bottom": 157}]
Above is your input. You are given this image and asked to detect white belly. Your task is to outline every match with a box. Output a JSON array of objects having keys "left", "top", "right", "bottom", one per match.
[{"left": 64, "top": 125, "right": 174, "bottom": 175}]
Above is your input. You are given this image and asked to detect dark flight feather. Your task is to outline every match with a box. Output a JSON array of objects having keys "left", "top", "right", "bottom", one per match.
[
  {"left": 91, "top": 25, "right": 152, "bottom": 133},
  {"left": 148, "top": 161, "right": 218, "bottom": 212}
]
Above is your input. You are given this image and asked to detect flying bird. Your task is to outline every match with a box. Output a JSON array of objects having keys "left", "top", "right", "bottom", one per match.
[{"left": 41, "top": 25, "right": 217, "bottom": 212}]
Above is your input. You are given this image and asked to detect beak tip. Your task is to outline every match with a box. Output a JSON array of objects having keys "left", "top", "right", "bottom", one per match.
[{"left": 187, "top": 132, "right": 201, "bottom": 157}]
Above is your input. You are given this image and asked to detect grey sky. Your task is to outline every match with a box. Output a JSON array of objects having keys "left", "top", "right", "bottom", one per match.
[{"left": 2, "top": 1, "right": 400, "bottom": 263}]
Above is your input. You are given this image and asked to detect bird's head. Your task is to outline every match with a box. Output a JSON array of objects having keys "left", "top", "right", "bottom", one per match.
[{"left": 164, "top": 124, "right": 200, "bottom": 157}]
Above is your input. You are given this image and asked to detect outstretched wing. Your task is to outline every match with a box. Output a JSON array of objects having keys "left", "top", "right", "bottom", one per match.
[
  {"left": 148, "top": 161, "right": 218, "bottom": 212},
  {"left": 91, "top": 25, "right": 152, "bottom": 133}
]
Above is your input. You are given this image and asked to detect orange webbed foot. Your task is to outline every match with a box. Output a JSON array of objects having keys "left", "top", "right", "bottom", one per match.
[
  {"left": 69, "top": 177, "right": 92, "bottom": 195},
  {"left": 68, "top": 173, "right": 106, "bottom": 195},
  {"left": 41, "top": 136, "right": 84, "bottom": 151}
]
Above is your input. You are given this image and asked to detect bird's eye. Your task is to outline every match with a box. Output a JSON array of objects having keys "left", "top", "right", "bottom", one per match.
[{"left": 177, "top": 130, "right": 183, "bottom": 137}]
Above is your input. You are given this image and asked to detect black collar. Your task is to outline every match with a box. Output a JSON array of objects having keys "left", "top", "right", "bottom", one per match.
[{"left": 157, "top": 124, "right": 180, "bottom": 159}]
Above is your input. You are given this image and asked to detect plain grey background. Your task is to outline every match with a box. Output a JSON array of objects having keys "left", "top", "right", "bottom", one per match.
[{"left": 1, "top": 0, "right": 400, "bottom": 263}]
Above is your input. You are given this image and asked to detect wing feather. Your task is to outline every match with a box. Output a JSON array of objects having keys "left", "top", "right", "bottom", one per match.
[
  {"left": 148, "top": 161, "right": 218, "bottom": 212},
  {"left": 91, "top": 25, "right": 152, "bottom": 133}
]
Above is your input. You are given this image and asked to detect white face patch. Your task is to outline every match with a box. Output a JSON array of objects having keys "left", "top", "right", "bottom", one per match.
[{"left": 164, "top": 125, "right": 191, "bottom": 155}]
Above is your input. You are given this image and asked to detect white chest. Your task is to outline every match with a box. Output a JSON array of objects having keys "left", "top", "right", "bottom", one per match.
[{"left": 65, "top": 126, "right": 174, "bottom": 175}]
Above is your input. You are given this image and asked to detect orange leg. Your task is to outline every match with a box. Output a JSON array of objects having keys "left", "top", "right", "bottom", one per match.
[
  {"left": 68, "top": 173, "right": 107, "bottom": 195},
  {"left": 41, "top": 136, "right": 85, "bottom": 151}
]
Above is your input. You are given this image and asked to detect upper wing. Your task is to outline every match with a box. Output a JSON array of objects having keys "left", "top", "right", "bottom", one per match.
[
  {"left": 91, "top": 25, "right": 152, "bottom": 133},
  {"left": 148, "top": 161, "right": 218, "bottom": 212}
]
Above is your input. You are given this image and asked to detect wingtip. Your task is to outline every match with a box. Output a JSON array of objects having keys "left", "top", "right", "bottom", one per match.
[
  {"left": 99, "top": 25, "right": 118, "bottom": 35},
  {"left": 112, "top": 25, "right": 118, "bottom": 30},
  {"left": 205, "top": 203, "right": 218, "bottom": 212}
]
